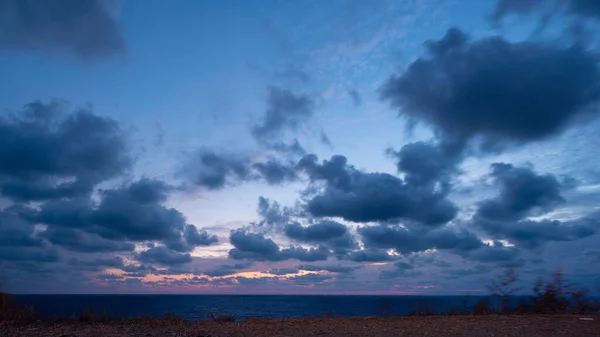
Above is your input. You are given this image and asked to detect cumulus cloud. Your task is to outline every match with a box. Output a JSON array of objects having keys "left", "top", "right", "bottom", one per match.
[
  {"left": 179, "top": 150, "right": 253, "bottom": 190},
  {"left": 228, "top": 229, "right": 330, "bottom": 262},
  {"left": 381, "top": 27, "right": 600, "bottom": 152},
  {"left": 136, "top": 246, "right": 193, "bottom": 266},
  {"left": 0, "top": 101, "right": 132, "bottom": 203},
  {"left": 180, "top": 150, "right": 298, "bottom": 190},
  {"left": 252, "top": 86, "right": 314, "bottom": 142},
  {"left": 284, "top": 220, "right": 358, "bottom": 254},
  {"left": 473, "top": 163, "right": 598, "bottom": 249},
  {"left": 359, "top": 225, "right": 483, "bottom": 256},
  {"left": 343, "top": 248, "right": 395, "bottom": 262},
  {"left": 298, "top": 154, "right": 457, "bottom": 226},
  {"left": 39, "top": 227, "right": 135, "bottom": 253},
  {"left": 476, "top": 163, "right": 566, "bottom": 222},
  {"left": 256, "top": 196, "right": 294, "bottom": 228},
  {"left": 0, "top": 0, "right": 126, "bottom": 61}
]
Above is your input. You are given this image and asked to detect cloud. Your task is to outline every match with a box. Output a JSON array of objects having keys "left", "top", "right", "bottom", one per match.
[
  {"left": 67, "top": 257, "right": 125, "bottom": 271},
  {"left": 252, "top": 158, "right": 298, "bottom": 185},
  {"left": 0, "top": 246, "right": 60, "bottom": 263},
  {"left": 228, "top": 229, "right": 281, "bottom": 261},
  {"left": 584, "top": 249, "right": 600, "bottom": 263},
  {"left": 381, "top": 28, "right": 600, "bottom": 152},
  {"left": 493, "top": 0, "right": 600, "bottom": 22},
  {"left": 136, "top": 246, "right": 193, "bottom": 266},
  {"left": 256, "top": 196, "right": 294, "bottom": 228},
  {"left": 298, "top": 154, "right": 457, "bottom": 226},
  {"left": 284, "top": 220, "right": 358, "bottom": 254},
  {"left": 298, "top": 264, "right": 358, "bottom": 274},
  {"left": 203, "top": 262, "right": 252, "bottom": 277},
  {"left": 267, "top": 267, "right": 300, "bottom": 275},
  {"left": 90, "top": 179, "right": 188, "bottom": 242},
  {"left": 180, "top": 150, "right": 299, "bottom": 190},
  {"left": 27, "top": 178, "right": 219, "bottom": 257},
  {"left": 280, "top": 245, "right": 330, "bottom": 262},
  {"left": 473, "top": 163, "right": 598, "bottom": 249},
  {"left": 0, "top": 101, "right": 132, "bottom": 202},
  {"left": 284, "top": 220, "right": 348, "bottom": 243},
  {"left": 228, "top": 229, "right": 331, "bottom": 262},
  {"left": 348, "top": 89, "right": 361, "bottom": 107},
  {"left": 358, "top": 225, "right": 482, "bottom": 255},
  {"left": 252, "top": 86, "right": 314, "bottom": 143},
  {"left": 0, "top": 208, "right": 42, "bottom": 248},
  {"left": 478, "top": 217, "right": 599, "bottom": 250},
  {"left": 386, "top": 141, "right": 458, "bottom": 188},
  {"left": 476, "top": 163, "right": 566, "bottom": 222},
  {"left": 39, "top": 227, "right": 135, "bottom": 253},
  {"left": 0, "top": 0, "right": 126, "bottom": 61},
  {"left": 343, "top": 248, "right": 395, "bottom": 262},
  {"left": 179, "top": 150, "right": 253, "bottom": 190}
]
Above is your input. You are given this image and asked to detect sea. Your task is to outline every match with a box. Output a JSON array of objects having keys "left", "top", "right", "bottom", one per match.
[{"left": 13, "top": 295, "right": 511, "bottom": 321}]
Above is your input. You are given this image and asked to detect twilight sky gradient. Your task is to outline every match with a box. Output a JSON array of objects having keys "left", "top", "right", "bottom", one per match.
[{"left": 1, "top": 0, "right": 600, "bottom": 294}]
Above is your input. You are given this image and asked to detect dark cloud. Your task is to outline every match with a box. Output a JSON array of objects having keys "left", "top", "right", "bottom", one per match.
[
  {"left": 280, "top": 245, "right": 330, "bottom": 262},
  {"left": 0, "top": 246, "right": 60, "bottom": 263},
  {"left": 165, "top": 225, "right": 219, "bottom": 253},
  {"left": 0, "top": 208, "right": 42, "bottom": 248},
  {"left": 584, "top": 249, "right": 600, "bottom": 263},
  {"left": 493, "top": 0, "right": 600, "bottom": 21},
  {"left": 180, "top": 150, "right": 252, "bottom": 190},
  {"left": 320, "top": 132, "right": 333, "bottom": 148},
  {"left": 386, "top": 141, "right": 458, "bottom": 188},
  {"left": 477, "top": 217, "right": 598, "bottom": 250},
  {"left": 252, "top": 158, "right": 298, "bottom": 185},
  {"left": 180, "top": 150, "right": 299, "bottom": 190},
  {"left": 344, "top": 248, "right": 395, "bottom": 262},
  {"left": 284, "top": 220, "right": 347, "bottom": 243},
  {"left": 0, "top": 101, "right": 132, "bottom": 202},
  {"left": 266, "top": 139, "right": 307, "bottom": 157},
  {"left": 0, "top": 0, "right": 125, "bottom": 61},
  {"left": 27, "top": 178, "right": 218, "bottom": 257},
  {"left": 267, "top": 267, "right": 300, "bottom": 275},
  {"left": 348, "top": 89, "right": 361, "bottom": 107},
  {"left": 359, "top": 225, "right": 482, "bottom": 255},
  {"left": 298, "top": 264, "right": 358, "bottom": 273},
  {"left": 136, "top": 246, "right": 192, "bottom": 266},
  {"left": 289, "top": 273, "right": 334, "bottom": 286},
  {"left": 90, "top": 179, "right": 187, "bottom": 242},
  {"left": 228, "top": 229, "right": 330, "bottom": 262},
  {"left": 476, "top": 163, "right": 565, "bottom": 222},
  {"left": 298, "top": 154, "right": 457, "bottom": 226},
  {"left": 228, "top": 229, "right": 281, "bottom": 261},
  {"left": 203, "top": 262, "right": 251, "bottom": 277},
  {"left": 256, "top": 196, "right": 293, "bottom": 228},
  {"left": 473, "top": 163, "right": 598, "bottom": 249},
  {"left": 67, "top": 257, "right": 125, "bottom": 271},
  {"left": 284, "top": 220, "right": 358, "bottom": 253},
  {"left": 184, "top": 225, "right": 219, "bottom": 246},
  {"left": 252, "top": 86, "right": 314, "bottom": 142},
  {"left": 40, "top": 227, "right": 135, "bottom": 253},
  {"left": 381, "top": 28, "right": 600, "bottom": 152},
  {"left": 466, "top": 242, "right": 522, "bottom": 265}
]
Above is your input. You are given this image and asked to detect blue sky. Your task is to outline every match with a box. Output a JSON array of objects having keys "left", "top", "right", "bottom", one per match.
[{"left": 1, "top": 0, "right": 600, "bottom": 294}]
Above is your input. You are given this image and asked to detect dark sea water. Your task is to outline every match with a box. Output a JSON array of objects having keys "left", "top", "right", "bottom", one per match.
[{"left": 14, "top": 295, "right": 510, "bottom": 321}]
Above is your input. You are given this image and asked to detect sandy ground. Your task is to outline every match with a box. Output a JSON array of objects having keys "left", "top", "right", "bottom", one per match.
[{"left": 2, "top": 315, "right": 599, "bottom": 337}]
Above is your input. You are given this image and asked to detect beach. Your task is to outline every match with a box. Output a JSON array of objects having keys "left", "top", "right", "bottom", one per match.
[{"left": 2, "top": 315, "right": 599, "bottom": 337}]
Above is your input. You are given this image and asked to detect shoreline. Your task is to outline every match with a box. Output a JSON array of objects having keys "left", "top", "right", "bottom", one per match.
[{"left": 2, "top": 315, "right": 599, "bottom": 337}]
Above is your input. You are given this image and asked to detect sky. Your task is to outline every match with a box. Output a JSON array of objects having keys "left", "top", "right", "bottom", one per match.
[{"left": 1, "top": 0, "right": 600, "bottom": 295}]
